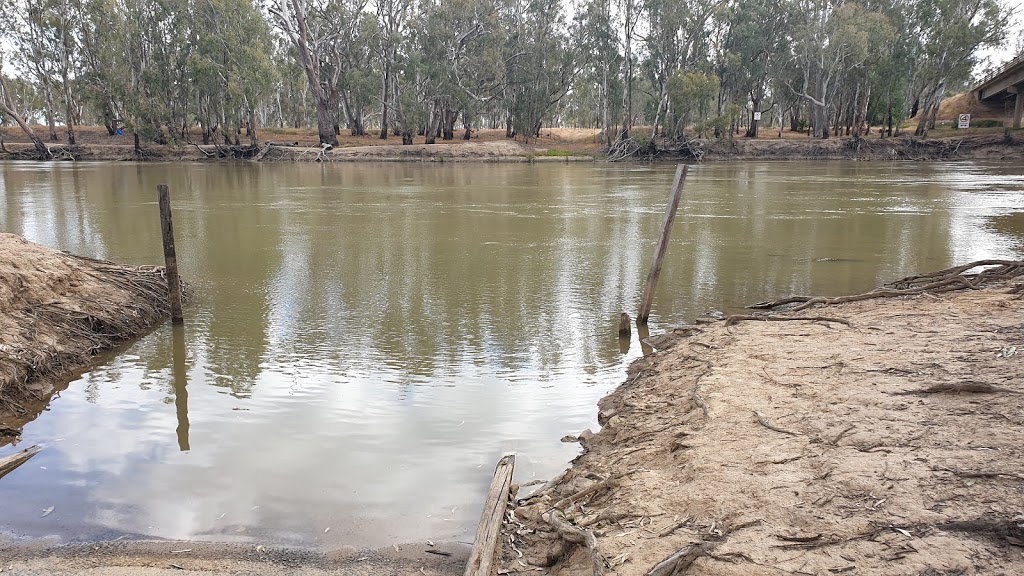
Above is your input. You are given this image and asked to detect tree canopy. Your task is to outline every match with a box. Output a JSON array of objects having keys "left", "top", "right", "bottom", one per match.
[{"left": 0, "top": 0, "right": 1015, "bottom": 147}]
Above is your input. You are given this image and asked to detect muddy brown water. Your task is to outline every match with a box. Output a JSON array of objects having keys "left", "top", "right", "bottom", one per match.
[{"left": 0, "top": 160, "right": 1022, "bottom": 549}]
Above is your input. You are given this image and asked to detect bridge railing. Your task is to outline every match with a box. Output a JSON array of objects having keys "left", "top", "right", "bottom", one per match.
[{"left": 977, "top": 52, "right": 1024, "bottom": 90}]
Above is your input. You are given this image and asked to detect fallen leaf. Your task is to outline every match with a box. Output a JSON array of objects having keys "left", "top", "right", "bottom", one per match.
[
  {"left": 324, "top": 527, "right": 331, "bottom": 533},
  {"left": 41, "top": 506, "right": 54, "bottom": 518},
  {"left": 426, "top": 539, "right": 435, "bottom": 547},
  {"left": 170, "top": 549, "right": 192, "bottom": 554}
]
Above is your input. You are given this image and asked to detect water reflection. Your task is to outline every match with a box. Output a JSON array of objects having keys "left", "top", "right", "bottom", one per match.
[
  {"left": 172, "top": 325, "right": 190, "bottom": 452},
  {"left": 0, "top": 160, "right": 1022, "bottom": 548}
]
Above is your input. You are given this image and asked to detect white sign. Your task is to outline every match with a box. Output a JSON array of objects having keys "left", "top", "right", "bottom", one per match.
[
  {"left": 958, "top": 114, "right": 971, "bottom": 129},
  {"left": 753, "top": 111, "right": 762, "bottom": 121}
]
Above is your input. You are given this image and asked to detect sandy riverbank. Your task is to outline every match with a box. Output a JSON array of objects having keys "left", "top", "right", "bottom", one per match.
[
  {"left": 501, "top": 262, "right": 1024, "bottom": 576},
  {"left": 0, "top": 234, "right": 188, "bottom": 435}
]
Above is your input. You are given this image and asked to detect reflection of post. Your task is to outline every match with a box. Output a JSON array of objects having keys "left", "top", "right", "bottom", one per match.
[
  {"left": 157, "top": 184, "right": 184, "bottom": 324},
  {"left": 637, "top": 164, "right": 688, "bottom": 325},
  {"left": 172, "top": 324, "right": 190, "bottom": 451},
  {"left": 637, "top": 322, "right": 653, "bottom": 356}
]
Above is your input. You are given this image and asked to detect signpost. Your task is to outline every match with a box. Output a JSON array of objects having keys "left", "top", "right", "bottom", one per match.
[
  {"left": 958, "top": 114, "right": 971, "bottom": 129},
  {"left": 753, "top": 111, "right": 762, "bottom": 121}
]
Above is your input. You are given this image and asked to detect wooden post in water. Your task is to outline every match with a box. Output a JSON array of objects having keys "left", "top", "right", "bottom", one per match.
[
  {"left": 464, "top": 454, "right": 515, "bottom": 576},
  {"left": 158, "top": 184, "right": 184, "bottom": 324},
  {"left": 637, "top": 164, "right": 689, "bottom": 325}
]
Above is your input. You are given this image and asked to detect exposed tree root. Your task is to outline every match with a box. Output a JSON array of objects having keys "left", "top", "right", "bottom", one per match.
[
  {"left": 749, "top": 259, "right": 1024, "bottom": 311},
  {"left": 543, "top": 511, "right": 604, "bottom": 576},
  {"left": 724, "top": 314, "right": 852, "bottom": 327},
  {"left": 646, "top": 545, "right": 705, "bottom": 576}
]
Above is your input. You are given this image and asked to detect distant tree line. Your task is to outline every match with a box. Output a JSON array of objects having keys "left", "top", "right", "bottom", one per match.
[{"left": 0, "top": 0, "right": 1014, "bottom": 156}]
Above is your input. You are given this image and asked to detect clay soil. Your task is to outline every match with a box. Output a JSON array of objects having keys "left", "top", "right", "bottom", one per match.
[
  {"left": 0, "top": 233, "right": 183, "bottom": 435},
  {"left": 502, "top": 275, "right": 1024, "bottom": 576}
]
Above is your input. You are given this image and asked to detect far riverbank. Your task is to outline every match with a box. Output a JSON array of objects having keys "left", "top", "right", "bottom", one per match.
[{"left": 2, "top": 127, "right": 1023, "bottom": 163}]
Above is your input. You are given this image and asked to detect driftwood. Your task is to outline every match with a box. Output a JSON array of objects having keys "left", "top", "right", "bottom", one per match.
[
  {"left": 554, "top": 475, "right": 619, "bottom": 510},
  {"left": 543, "top": 511, "right": 604, "bottom": 576},
  {"left": 750, "top": 260, "right": 1024, "bottom": 312},
  {"left": 724, "top": 315, "right": 851, "bottom": 327},
  {"left": 464, "top": 454, "right": 515, "bottom": 576},
  {"left": 646, "top": 545, "right": 705, "bottom": 576},
  {"left": 0, "top": 444, "right": 42, "bottom": 480}
]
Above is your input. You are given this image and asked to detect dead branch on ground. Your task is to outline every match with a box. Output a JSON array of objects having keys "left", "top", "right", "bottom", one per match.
[
  {"left": 724, "top": 315, "right": 851, "bottom": 327},
  {"left": 750, "top": 260, "right": 1024, "bottom": 311},
  {"left": 646, "top": 545, "right": 705, "bottom": 576}
]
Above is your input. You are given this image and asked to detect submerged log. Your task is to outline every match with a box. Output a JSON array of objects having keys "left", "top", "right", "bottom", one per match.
[{"left": 0, "top": 444, "right": 42, "bottom": 481}]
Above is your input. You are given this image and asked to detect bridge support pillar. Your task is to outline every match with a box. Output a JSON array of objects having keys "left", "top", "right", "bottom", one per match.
[{"left": 1015, "top": 89, "right": 1023, "bottom": 129}]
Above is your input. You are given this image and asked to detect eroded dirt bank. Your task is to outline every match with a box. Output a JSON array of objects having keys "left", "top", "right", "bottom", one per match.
[
  {"left": 0, "top": 233, "right": 187, "bottom": 432},
  {"left": 503, "top": 265, "right": 1024, "bottom": 576},
  {"left": 2, "top": 129, "right": 1023, "bottom": 163}
]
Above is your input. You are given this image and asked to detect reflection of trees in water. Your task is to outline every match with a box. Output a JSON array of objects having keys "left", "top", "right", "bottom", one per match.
[
  {"left": 194, "top": 166, "right": 280, "bottom": 398},
  {"left": 986, "top": 213, "right": 1024, "bottom": 251}
]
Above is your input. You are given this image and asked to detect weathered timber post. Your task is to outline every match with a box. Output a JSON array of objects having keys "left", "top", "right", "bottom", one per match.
[
  {"left": 157, "top": 184, "right": 184, "bottom": 324},
  {"left": 464, "top": 455, "right": 515, "bottom": 576},
  {"left": 637, "top": 164, "right": 689, "bottom": 324},
  {"left": 618, "top": 313, "right": 632, "bottom": 337}
]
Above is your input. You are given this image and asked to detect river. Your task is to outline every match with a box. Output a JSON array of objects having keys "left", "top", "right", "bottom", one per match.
[{"left": 0, "top": 160, "right": 1022, "bottom": 548}]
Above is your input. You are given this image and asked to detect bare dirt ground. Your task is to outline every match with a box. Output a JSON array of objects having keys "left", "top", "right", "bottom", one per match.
[
  {"left": 0, "top": 537, "right": 468, "bottom": 576},
  {"left": 502, "top": 267, "right": 1024, "bottom": 576},
  {"left": 0, "top": 233, "right": 182, "bottom": 436}
]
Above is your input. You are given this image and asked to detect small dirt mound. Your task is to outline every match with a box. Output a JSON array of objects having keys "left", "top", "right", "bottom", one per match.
[{"left": 0, "top": 233, "right": 190, "bottom": 416}]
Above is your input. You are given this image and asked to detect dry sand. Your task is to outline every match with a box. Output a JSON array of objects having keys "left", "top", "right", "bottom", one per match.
[{"left": 502, "top": 273, "right": 1024, "bottom": 576}]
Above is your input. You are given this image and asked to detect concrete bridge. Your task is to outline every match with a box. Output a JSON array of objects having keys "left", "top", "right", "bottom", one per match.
[{"left": 974, "top": 53, "right": 1024, "bottom": 128}]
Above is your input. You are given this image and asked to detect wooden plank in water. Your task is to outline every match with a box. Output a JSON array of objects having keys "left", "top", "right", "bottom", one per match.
[
  {"left": 464, "top": 454, "right": 515, "bottom": 576},
  {"left": 0, "top": 444, "right": 42, "bottom": 481}
]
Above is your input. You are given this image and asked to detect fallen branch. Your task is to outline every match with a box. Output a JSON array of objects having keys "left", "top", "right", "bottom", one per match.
[
  {"left": 0, "top": 444, "right": 42, "bottom": 480},
  {"left": 753, "top": 411, "right": 801, "bottom": 436},
  {"left": 657, "top": 517, "right": 691, "bottom": 537},
  {"left": 750, "top": 260, "right": 1024, "bottom": 311},
  {"left": 543, "top": 511, "right": 604, "bottom": 576},
  {"left": 724, "top": 315, "right": 851, "bottom": 327},
  {"left": 646, "top": 545, "right": 705, "bottom": 576},
  {"left": 553, "top": 475, "right": 620, "bottom": 510}
]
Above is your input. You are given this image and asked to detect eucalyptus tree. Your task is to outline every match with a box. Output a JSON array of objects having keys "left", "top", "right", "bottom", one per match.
[
  {"left": 573, "top": 0, "right": 620, "bottom": 145},
  {"left": 788, "top": 0, "right": 890, "bottom": 138},
  {"left": 910, "top": 0, "right": 1007, "bottom": 136},
  {"left": 270, "top": 0, "right": 369, "bottom": 145},
  {"left": 190, "top": 0, "right": 277, "bottom": 146},
  {"left": 374, "top": 0, "right": 412, "bottom": 138},
  {"left": 0, "top": 56, "right": 52, "bottom": 157},
  {"left": 721, "top": 0, "right": 791, "bottom": 137},
  {"left": 641, "top": 0, "right": 718, "bottom": 140}
]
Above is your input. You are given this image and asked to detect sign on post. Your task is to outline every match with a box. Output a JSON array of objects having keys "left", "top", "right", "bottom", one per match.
[
  {"left": 753, "top": 111, "right": 762, "bottom": 121},
  {"left": 958, "top": 114, "right": 971, "bottom": 129}
]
